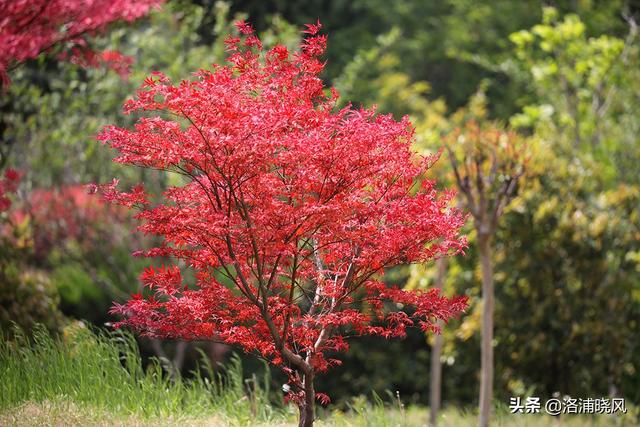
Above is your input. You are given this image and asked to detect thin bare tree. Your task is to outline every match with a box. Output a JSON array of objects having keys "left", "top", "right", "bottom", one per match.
[{"left": 445, "top": 121, "right": 528, "bottom": 427}]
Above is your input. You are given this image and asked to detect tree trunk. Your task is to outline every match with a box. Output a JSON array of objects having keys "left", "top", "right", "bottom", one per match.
[
  {"left": 298, "top": 372, "right": 315, "bottom": 427},
  {"left": 429, "top": 258, "right": 447, "bottom": 427},
  {"left": 478, "top": 233, "right": 494, "bottom": 427},
  {"left": 172, "top": 340, "right": 188, "bottom": 373},
  {"left": 207, "top": 341, "right": 230, "bottom": 370}
]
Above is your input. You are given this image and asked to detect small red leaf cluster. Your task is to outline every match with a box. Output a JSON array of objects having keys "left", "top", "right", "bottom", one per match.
[
  {"left": 99, "top": 22, "right": 467, "bottom": 401},
  {"left": 0, "top": 0, "right": 163, "bottom": 85},
  {"left": 0, "top": 168, "right": 20, "bottom": 212},
  {"left": 58, "top": 48, "right": 135, "bottom": 79}
]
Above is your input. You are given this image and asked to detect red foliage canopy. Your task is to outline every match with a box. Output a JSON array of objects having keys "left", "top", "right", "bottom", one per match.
[
  {"left": 99, "top": 21, "right": 467, "bottom": 402},
  {"left": 0, "top": 0, "right": 163, "bottom": 84}
]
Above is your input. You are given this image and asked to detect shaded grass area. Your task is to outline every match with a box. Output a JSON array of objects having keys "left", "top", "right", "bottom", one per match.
[{"left": 1, "top": 325, "right": 638, "bottom": 426}]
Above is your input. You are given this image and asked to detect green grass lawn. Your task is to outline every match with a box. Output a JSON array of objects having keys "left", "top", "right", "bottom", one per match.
[{"left": 1, "top": 324, "right": 637, "bottom": 426}]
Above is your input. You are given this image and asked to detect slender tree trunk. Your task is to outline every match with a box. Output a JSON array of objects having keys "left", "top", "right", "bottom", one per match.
[
  {"left": 429, "top": 258, "right": 447, "bottom": 427},
  {"left": 207, "top": 341, "right": 230, "bottom": 370},
  {"left": 172, "top": 340, "right": 188, "bottom": 373},
  {"left": 150, "top": 339, "right": 188, "bottom": 379},
  {"left": 478, "top": 233, "right": 494, "bottom": 427},
  {"left": 298, "top": 372, "right": 315, "bottom": 427}
]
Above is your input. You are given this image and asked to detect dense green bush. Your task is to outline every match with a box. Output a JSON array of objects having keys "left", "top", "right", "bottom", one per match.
[{"left": 0, "top": 269, "right": 65, "bottom": 337}]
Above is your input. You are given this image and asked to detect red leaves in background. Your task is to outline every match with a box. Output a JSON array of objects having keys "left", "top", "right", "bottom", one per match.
[
  {"left": 7, "top": 184, "right": 132, "bottom": 259},
  {"left": 0, "top": 0, "right": 163, "bottom": 85},
  {"left": 59, "top": 48, "right": 135, "bottom": 79},
  {"left": 0, "top": 168, "right": 20, "bottom": 212}
]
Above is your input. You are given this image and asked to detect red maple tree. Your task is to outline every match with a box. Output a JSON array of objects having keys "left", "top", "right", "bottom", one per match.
[
  {"left": 0, "top": 0, "right": 163, "bottom": 85},
  {"left": 98, "top": 21, "right": 468, "bottom": 426}
]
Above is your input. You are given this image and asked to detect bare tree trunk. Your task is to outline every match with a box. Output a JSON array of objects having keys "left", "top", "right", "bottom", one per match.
[
  {"left": 478, "top": 233, "right": 494, "bottom": 427},
  {"left": 298, "top": 372, "right": 315, "bottom": 427},
  {"left": 429, "top": 258, "right": 447, "bottom": 426}
]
